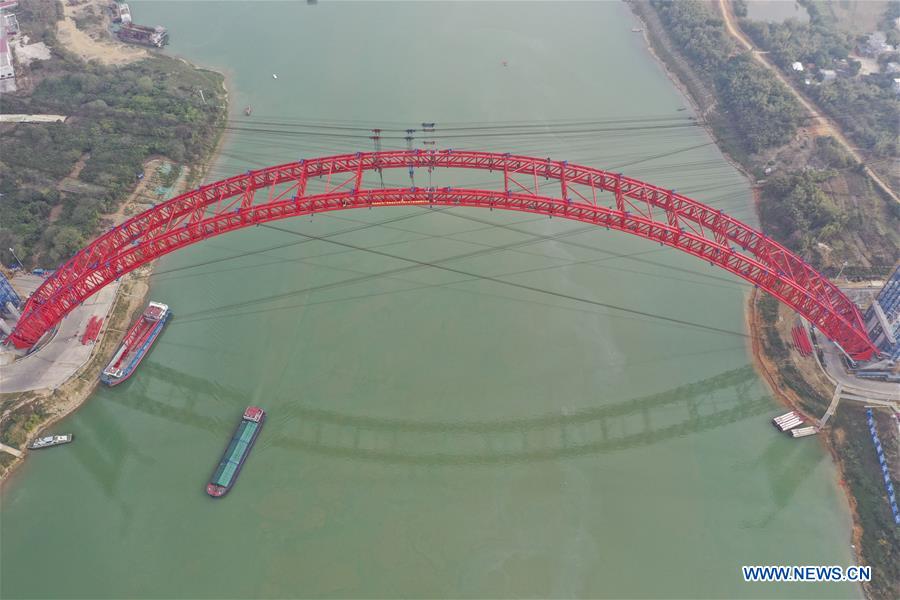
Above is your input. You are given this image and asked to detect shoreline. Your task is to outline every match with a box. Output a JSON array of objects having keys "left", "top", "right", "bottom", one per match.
[
  {"left": 0, "top": 75, "right": 230, "bottom": 487},
  {"left": 630, "top": 2, "right": 758, "bottom": 186},
  {"left": 629, "top": 0, "right": 868, "bottom": 586}
]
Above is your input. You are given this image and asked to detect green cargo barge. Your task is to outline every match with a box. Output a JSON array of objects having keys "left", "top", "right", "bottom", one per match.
[{"left": 206, "top": 406, "right": 265, "bottom": 497}]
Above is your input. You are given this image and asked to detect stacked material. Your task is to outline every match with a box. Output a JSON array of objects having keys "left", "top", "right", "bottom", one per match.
[
  {"left": 866, "top": 409, "right": 899, "bottom": 524},
  {"left": 80, "top": 316, "right": 102, "bottom": 345},
  {"left": 773, "top": 411, "right": 804, "bottom": 432},
  {"left": 791, "top": 325, "right": 813, "bottom": 356}
]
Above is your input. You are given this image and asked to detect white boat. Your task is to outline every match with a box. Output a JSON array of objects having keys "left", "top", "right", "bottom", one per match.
[
  {"left": 791, "top": 427, "right": 818, "bottom": 438},
  {"left": 29, "top": 434, "right": 73, "bottom": 449},
  {"left": 272, "top": 73, "right": 278, "bottom": 79},
  {"left": 773, "top": 411, "right": 799, "bottom": 425},
  {"left": 778, "top": 416, "right": 804, "bottom": 431}
]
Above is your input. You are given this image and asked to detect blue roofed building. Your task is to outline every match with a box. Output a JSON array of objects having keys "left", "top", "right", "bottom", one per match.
[{"left": 864, "top": 265, "right": 900, "bottom": 361}]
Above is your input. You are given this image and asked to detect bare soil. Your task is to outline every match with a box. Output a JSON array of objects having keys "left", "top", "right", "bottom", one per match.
[{"left": 57, "top": 0, "right": 145, "bottom": 65}]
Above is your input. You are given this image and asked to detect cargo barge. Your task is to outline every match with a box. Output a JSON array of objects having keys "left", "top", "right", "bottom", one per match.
[
  {"left": 101, "top": 301, "right": 170, "bottom": 386},
  {"left": 206, "top": 407, "right": 266, "bottom": 498},
  {"left": 117, "top": 23, "right": 168, "bottom": 48}
]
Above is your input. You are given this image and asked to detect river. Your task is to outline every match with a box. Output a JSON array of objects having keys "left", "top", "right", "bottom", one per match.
[{"left": 1, "top": 2, "right": 860, "bottom": 598}]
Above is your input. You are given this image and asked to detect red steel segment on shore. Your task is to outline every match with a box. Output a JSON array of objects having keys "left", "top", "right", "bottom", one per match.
[{"left": 6, "top": 150, "right": 878, "bottom": 360}]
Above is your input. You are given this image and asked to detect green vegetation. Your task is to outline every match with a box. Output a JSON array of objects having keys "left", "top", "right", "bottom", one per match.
[
  {"left": 0, "top": 452, "right": 15, "bottom": 472},
  {"left": 650, "top": 0, "right": 803, "bottom": 153},
  {"left": 0, "top": 400, "right": 48, "bottom": 449},
  {"left": 715, "top": 55, "right": 805, "bottom": 151},
  {"left": 760, "top": 169, "right": 845, "bottom": 255},
  {"left": 650, "top": 0, "right": 735, "bottom": 72},
  {"left": 740, "top": 7, "right": 900, "bottom": 159},
  {"left": 827, "top": 406, "right": 900, "bottom": 600},
  {"left": 758, "top": 295, "right": 787, "bottom": 358},
  {"left": 880, "top": 0, "right": 900, "bottom": 46},
  {"left": 760, "top": 294, "right": 899, "bottom": 600},
  {"left": 0, "top": 1, "right": 226, "bottom": 268},
  {"left": 814, "top": 135, "right": 856, "bottom": 169},
  {"left": 756, "top": 296, "right": 829, "bottom": 416},
  {"left": 643, "top": 2, "right": 900, "bottom": 596},
  {"left": 809, "top": 78, "right": 900, "bottom": 157},
  {"left": 648, "top": 0, "right": 898, "bottom": 268},
  {"left": 741, "top": 16, "right": 852, "bottom": 69},
  {"left": 12, "top": 0, "right": 62, "bottom": 45}
]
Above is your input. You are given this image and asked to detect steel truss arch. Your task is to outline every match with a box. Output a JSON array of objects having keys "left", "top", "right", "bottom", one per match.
[{"left": 7, "top": 151, "right": 878, "bottom": 360}]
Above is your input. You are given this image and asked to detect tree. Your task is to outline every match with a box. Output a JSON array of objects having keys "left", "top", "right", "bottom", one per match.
[
  {"left": 716, "top": 55, "right": 804, "bottom": 152},
  {"left": 46, "top": 227, "right": 84, "bottom": 264}
]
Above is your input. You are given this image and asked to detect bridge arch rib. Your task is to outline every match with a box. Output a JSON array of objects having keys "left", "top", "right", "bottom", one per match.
[{"left": 7, "top": 151, "right": 878, "bottom": 360}]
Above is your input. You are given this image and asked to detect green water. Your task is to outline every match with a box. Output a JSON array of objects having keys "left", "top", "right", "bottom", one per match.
[{"left": 1, "top": 2, "right": 861, "bottom": 598}]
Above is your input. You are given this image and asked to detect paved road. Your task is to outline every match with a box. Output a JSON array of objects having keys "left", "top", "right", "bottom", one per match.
[
  {"left": 0, "top": 443, "right": 23, "bottom": 458},
  {"left": 840, "top": 390, "right": 897, "bottom": 407},
  {"left": 717, "top": 0, "right": 899, "bottom": 206},
  {"left": 0, "top": 114, "right": 68, "bottom": 123},
  {"left": 819, "top": 384, "right": 843, "bottom": 427},
  {"left": 816, "top": 335, "right": 899, "bottom": 403},
  {"left": 0, "top": 279, "right": 120, "bottom": 394}
]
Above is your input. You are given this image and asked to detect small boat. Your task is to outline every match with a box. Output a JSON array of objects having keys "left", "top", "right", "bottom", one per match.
[
  {"left": 272, "top": 73, "right": 278, "bottom": 79},
  {"left": 501, "top": 60, "right": 508, "bottom": 67},
  {"left": 29, "top": 434, "right": 73, "bottom": 449},
  {"left": 244, "top": 105, "right": 252, "bottom": 116},
  {"left": 791, "top": 426, "right": 818, "bottom": 438},
  {"left": 631, "top": 27, "right": 643, "bottom": 33},
  {"left": 206, "top": 406, "right": 266, "bottom": 498}
]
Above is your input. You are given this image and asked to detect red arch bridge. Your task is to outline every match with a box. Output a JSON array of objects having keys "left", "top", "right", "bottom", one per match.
[{"left": 7, "top": 150, "right": 878, "bottom": 360}]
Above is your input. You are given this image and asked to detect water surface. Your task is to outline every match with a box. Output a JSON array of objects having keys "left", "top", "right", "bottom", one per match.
[{"left": 1, "top": 3, "right": 857, "bottom": 598}]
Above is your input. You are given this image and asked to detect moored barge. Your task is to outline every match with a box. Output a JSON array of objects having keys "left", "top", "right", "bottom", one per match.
[
  {"left": 206, "top": 406, "right": 266, "bottom": 498},
  {"left": 29, "top": 434, "right": 73, "bottom": 449},
  {"left": 101, "top": 301, "right": 170, "bottom": 386}
]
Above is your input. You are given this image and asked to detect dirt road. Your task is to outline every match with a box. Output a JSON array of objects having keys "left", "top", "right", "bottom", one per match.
[
  {"left": 57, "top": 0, "right": 145, "bottom": 65},
  {"left": 717, "top": 0, "right": 899, "bottom": 205}
]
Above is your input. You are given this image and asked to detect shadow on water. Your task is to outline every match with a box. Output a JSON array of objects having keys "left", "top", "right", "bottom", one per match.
[
  {"left": 102, "top": 360, "right": 773, "bottom": 466},
  {"left": 738, "top": 435, "right": 824, "bottom": 528},
  {"left": 66, "top": 398, "right": 157, "bottom": 510}
]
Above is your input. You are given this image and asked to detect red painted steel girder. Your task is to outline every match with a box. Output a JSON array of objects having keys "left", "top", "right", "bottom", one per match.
[{"left": 7, "top": 151, "right": 878, "bottom": 359}]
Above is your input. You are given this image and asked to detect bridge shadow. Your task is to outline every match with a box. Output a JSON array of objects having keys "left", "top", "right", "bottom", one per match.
[
  {"left": 737, "top": 435, "right": 825, "bottom": 529},
  {"left": 63, "top": 395, "right": 156, "bottom": 528},
  {"left": 105, "top": 360, "right": 772, "bottom": 466}
]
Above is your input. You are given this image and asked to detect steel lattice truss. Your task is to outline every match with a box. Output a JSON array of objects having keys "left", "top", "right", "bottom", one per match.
[{"left": 7, "top": 151, "right": 878, "bottom": 359}]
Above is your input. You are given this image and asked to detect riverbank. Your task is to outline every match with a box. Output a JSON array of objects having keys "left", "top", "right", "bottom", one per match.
[
  {"left": 57, "top": 0, "right": 146, "bottom": 65},
  {"left": 1, "top": 2, "right": 872, "bottom": 597},
  {"left": 1, "top": 0, "right": 229, "bottom": 480},
  {"left": 748, "top": 291, "right": 900, "bottom": 599},
  {"left": 630, "top": 2, "right": 897, "bottom": 598},
  {"left": 0, "top": 89, "right": 229, "bottom": 484},
  {"left": 0, "top": 275, "right": 148, "bottom": 482}
]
